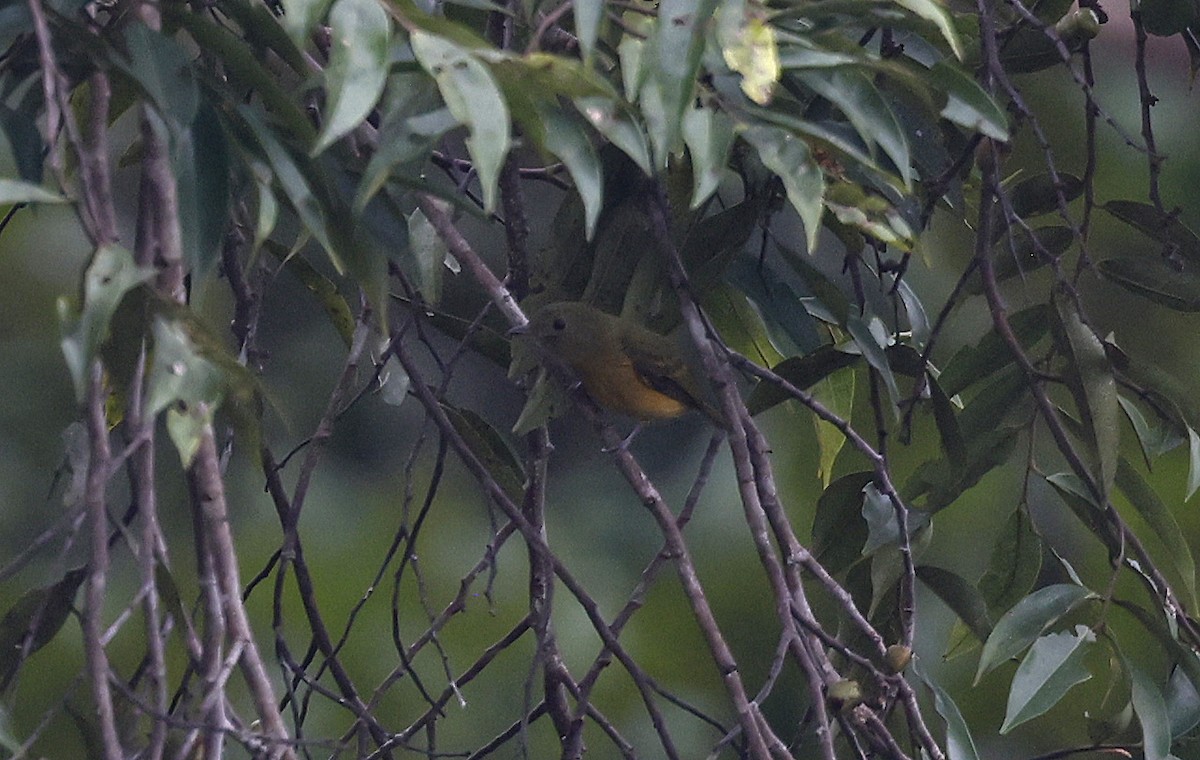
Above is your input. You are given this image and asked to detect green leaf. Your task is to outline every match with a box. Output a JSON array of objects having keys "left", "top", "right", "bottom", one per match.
[
  {"left": 938, "top": 305, "right": 1049, "bottom": 397},
  {"left": 146, "top": 317, "right": 226, "bottom": 465},
  {"left": 1115, "top": 457, "right": 1198, "bottom": 610},
  {"left": 1000, "top": 626, "right": 1097, "bottom": 733},
  {"left": 1000, "top": 9, "right": 1101, "bottom": 73},
  {"left": 1166, "top": 662, "right": 1200, "bottom": 738},
  {"left": 313, "top": 0, "right": 390, "bottom": 154},
  {"left": 926, "top": 60, "right": 1009, "bottom": 141},
  {"left": 485, "top": 51, "right": 619, "bottom": 100},
  {"left": 746, "top": 345, "right": 859, "bottom": 415},
  {"left": 0, "top": 103, "right": 46, "bottom": 184},
  {"left": 280, "top": 0, "right": 332, "bottom": 43},
  {"left": 445, "top": 404, "right": 525, "bottom": 501},
  {"left": 976, "top": 584, "right": 1094, "bottom": 684},
  {"left": 823, "top": 180, "right": 915, "bottom": 250},
  {"left": 1130, "top": 662, "right": 1181, "bottom": 760},
  {"left": 0, "top": 566, "right": 87, "bottom": 690},
  {"left": 978, "top": 508, "right": 1042, "bottom": 615},
  {"left": 742, "top": 124, "right": 825, "bottom": 252},
  {"left": 119, "top": 22, "right": 199, "bottom": 126},
  {"left": 407, "top": 208, "right": 449, "bottom": 304},
  {"left": 812, "top": 367, "right": 855, "bottom": 487},
  {"left": 169, "top": 6, "right": 314, "bottom": 142},
  {"left": 651, "top": 0, "right": 720, "bottom": 166},
  {"left": 928, "top": 371, "right": 966, "bottom": 466},
  {"left": 534, "top": 102, "right": 603, "bottom": 240},
  {"left": 794, "top": 68, "right": 912, "bottom": 186},
  {"left": 895, "top": 277, "right": 929, "bottom": 347},
  {"left": 1139, "top": 0, "right": 1200, "bottom": 36},
  {"left": 846, "top": 313, "right": 901, "bottom": 413},
  {"left": 913, "top": 658, "right": 982, "bottom": 760},
  {"left": 918, "top": 565, "right": 993, "bottom": 643},
  {"left": 1104, "top": 200, "right": 1200, "bottom": 263},
  {"left": 574, "top": 0, "right": 604, "bottom": 61},
  {"left": 0, "top": 179, "right": 65, "bottom": 204},
  {"left": 893, "top": 0, "right": 964, "bottom": 58},
  {"left": 702, "top": 284, "right": 786, "bottom": 367},
  {"left": 776, "top": 242, "right": 851, "bottom": 325},
  {"left": 969, "top": 226, "right": 1074, "bottom": 295},
  {"left": 233, "top": 105, "right": 342, "bottom": 269},
  {"left": 726, "top": 257, "right": 821, "bottom": 353},
  {"left": 266, "top": 243, "right": 355, "bottom": 346},
  {"left": 1189, "top": 426, "right": 1200, "bottom": 502},
  {"left": 1056, "top": 297, "right": 1120, "bottom": 498},
  {"left": 1097, "top": 256, "right": 1200, "bottom": 312},
  {"left": 862, "top": 482, "right": 901, "bottom": 554},
  {"left": 1118, "top": 395, "right": 1184, "bottom": 467},
  {"left": 513, "top": 369, "right": 571, "bottom": 434},
  {"left": 1008, "top": 173, "right": 1085, "bottom": 221},
  {"left": 355, "top": 76, "right": 455, "bottom": 211},
  {"left": 682, "top": 105, "right": 736, "bottom": 209},
  {"left": 812, "top": 472, "right": 873, "bottom": 575},
  {"left": 574, "top": 97, "right": 653, "bottom": 175},
  {"left": 956, "top": 365, "right": 1029, "bottom": 439},
  {"left": 904, "top": 426, "right": 1018, "bottom": 512},
  {"left": 59, "top": 245, "right": 154, "bottom": 401},
  {"left": 217, "top": 0, "right": 311, "bottom": 75},
  {"left": 411, "top": 31, "right": 511, "bottom": 213},
  {"left": 174, "top": 104, "right": 231, "bottom": 284}
]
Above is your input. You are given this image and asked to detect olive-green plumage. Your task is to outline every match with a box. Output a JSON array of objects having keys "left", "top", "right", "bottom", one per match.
[{"left": 518, "top": 302, "right": 724, "bottom": 427}]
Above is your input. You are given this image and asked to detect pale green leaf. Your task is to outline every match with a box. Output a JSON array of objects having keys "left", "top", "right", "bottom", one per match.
[
  {"left": 651, "top": 0, "right": 720, "bottom": 164},
  {"left": 0, "top": 179, "right": 66, "bottom": 204},
  {"left": 812, "top": 366, "right": 855, "bottom": 487},
  {"left": 407, "top": 208, "right": 448, "bottom": 304},
  {"left": 976, "top": 584, "right": 1093, "bottom": 684},
  {"left": 1001, "top": 626, "right": 1096, "bottom": 733},
  {"left": 574, "top": 0, "right": 604, "bottom": 61},
  {"left": 1057, "top": 298, "right": 1120, "bottom": 499},
  {"left": 411, "top": 31, "right": 511, "bottom": 213},
  {"left": 913, "top": 658, "right": 982, "bottom": 760},
  {"left": 574, "top": 97, "right": 652, "bottom": 175},
  {"left": 918, "top": 565, "right": 992, "bottom": 643},
  {"left": 145, "top": 316, "right": 226, "bottom": 421},
  {"left": 1118, "top": 395, "right": 1184, "bottom": 467},
  {"left": 1115, "top": 458, "right": 1198, "bottom": 611},
  {"left": 845, "top": 313, "right": 900, "bottom": 413},
  {"left": 1130, "top": 662, "right": 1181, "bottom": 760},
  {"left": 313, "top": 0, "right": 390, "bottom": 154},
  {"left": 1189, "top": 426, "right": 1200, "bottom": 502},
  {"left": 978, "top": 508, "right": 1042, "bottom": 615},
  {"left": 893, "top": 0, "right": 964, "bottom": 58},
  {"left": 742, "top": 124, "right": 824, "bottom": 252},
  {"left": 535, "top": 102, "right": 603, "bottom": 240},
  {"left": 59, "top": 245, "right": 154, "bottom": 401},
  {"left": 280, "top": 0, "right": 331, "bottom": 42},
  {"left": 927, "top": 60, "right": 1009, "bottom": 141},
  {"left": 682, "top": 105, "right": 735, "bottom": 209},
  {"left": 794, "top": 68, "right": 912, "bottom": 187}
]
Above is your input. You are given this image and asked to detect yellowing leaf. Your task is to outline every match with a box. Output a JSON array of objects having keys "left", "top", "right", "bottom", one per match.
[
  {"left": 812, "top": 367, "right": 854, "bottom": 487},
  {"left": 719, "top": 6, "right": 781, "bottom": 105}
]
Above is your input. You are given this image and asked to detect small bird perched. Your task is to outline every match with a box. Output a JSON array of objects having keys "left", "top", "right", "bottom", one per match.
[{"left": 510, "top": 301, "right": 725, "bottom": 430}]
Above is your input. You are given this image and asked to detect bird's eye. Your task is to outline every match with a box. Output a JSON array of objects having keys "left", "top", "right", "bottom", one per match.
[{"left": 552, "top": 317, "right": 567, "bottom": 331}]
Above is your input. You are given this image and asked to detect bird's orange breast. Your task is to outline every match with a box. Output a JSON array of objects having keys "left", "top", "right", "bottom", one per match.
[{"left": 573, "top": 357, "right": 690, "bottom": 420}]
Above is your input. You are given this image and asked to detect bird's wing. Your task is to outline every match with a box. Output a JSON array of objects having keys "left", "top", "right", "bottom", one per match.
[{"left": 624, "top": 333, "right": 725, "bottom": 426}]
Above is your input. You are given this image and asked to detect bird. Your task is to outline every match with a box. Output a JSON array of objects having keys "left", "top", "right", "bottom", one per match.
[{"left": 510, "top": 301, "right": 726, "bottom": 435}]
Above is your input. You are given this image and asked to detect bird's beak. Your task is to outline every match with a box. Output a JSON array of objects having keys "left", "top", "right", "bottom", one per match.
[{"left": 507, "top": 322, "right": 529, "bottom": 336}]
